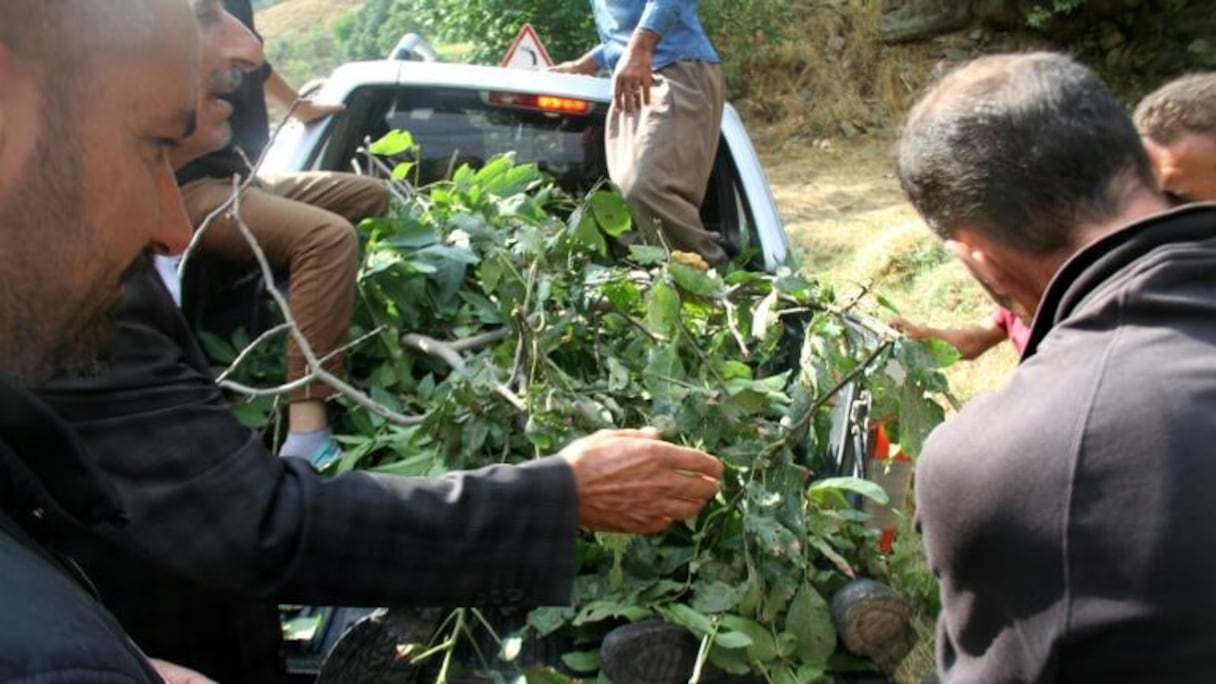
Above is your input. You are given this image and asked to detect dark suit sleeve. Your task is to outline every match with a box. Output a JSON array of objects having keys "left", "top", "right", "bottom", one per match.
[{"left": 38, "top": 273, "right": 578, "bottom": 607}]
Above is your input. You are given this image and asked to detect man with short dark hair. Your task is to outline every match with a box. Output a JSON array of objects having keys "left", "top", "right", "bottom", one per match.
[
  {"left": 901, "top": 53, "right": 1216, "bottom": 682},
  {"left": 1134, "top": 72, "right": 1216, "bottom": 205},
  {"left": 0, "top": 0, "right": 200, "bottom": 678}
]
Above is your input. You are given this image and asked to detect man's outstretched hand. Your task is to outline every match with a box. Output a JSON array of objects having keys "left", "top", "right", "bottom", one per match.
[{"left": 560, "top": 428, "right": 723, "bottom": 534}]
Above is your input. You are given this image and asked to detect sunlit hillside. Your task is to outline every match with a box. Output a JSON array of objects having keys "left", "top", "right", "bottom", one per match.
[{"left": 256, "top": 0, "right": 364, "bottom": 41}]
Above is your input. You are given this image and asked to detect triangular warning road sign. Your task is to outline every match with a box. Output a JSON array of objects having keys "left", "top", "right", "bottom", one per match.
[{"left": 501, "top": 23, "right": 554, "bottom": 70}]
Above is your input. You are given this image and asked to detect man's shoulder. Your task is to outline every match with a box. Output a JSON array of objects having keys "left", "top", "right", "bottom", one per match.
[
  {"left": 0, "top": 523, "right": 155, "bottom": 681},
  {"left": 918, "top": 345, "right": 1099, "bottom": 499}
]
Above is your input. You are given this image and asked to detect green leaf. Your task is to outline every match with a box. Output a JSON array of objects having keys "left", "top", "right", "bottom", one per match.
[
  {"left": 785, "top": 584, "right": 836, "bottom": 665},
  {"left": 589, "top": 189, "right": 632, "bottom": 237},
  {"left": 197, "top": 331, "right": 238, "bottom": 365},
  {"left": 658, "top": 604, "right": 714, "bottom": 636},
  {"left": 874, "top": 292, "right": 901, "bottom": 314},
  {"left": 569, "top": 205, "right": 608, "bottom": 256},
  {"left": 559, "top": 650, "right": 600, "bottom": 673},
  {"left": 644, "top": 280, "right": 681, "bottom": 339},
  {"left": 629, "top": 244, "right": 667, "bottom": 265},
  {"left": 808, "top": 476, "right": 890, "bottom": 506},
  {"left": 720, "top": 614, "right": 779, "bottom": 662},
  {"left": 380, "top": 220, "right": 438, "bottom": 250},
  {"left": 919, "top": 337, "right": 962, "bottom": 368},
  {"left": 720, "top": 360, "right": 753, "bottom": 381},
  {"left": 708, "top": 643, "right": 753, "bottom": 675},
  {"left": 368, "top": 129, "right": 415, "bottom": 156},
  {"left": 642, "top": 343, "right": 689, "bottom": 405},
  {"left": 714, "top": 630, "right": 754, "bottom": 650},
  {"left": 527, "top": 606, "right": 575, "bottom": 639},
  {"left": 669, "top": 262, "right": 722, "bottom": 297},
  {"left": 691, "top": 580, "right": 750, "bottom": 614},
  {"left": 391, "top": 161, "right": 415, "bottom": 180}
]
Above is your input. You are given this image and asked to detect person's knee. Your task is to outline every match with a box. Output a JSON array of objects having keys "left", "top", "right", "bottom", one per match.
[
  {"left": 299, "top": 217, "right": 359, "bottom": 268},
  {"left": 349, "top": 177, "right": 391, "bottom": 219},
  {"left": 616, "top": 170, "right": 661, "bottom": 208}
]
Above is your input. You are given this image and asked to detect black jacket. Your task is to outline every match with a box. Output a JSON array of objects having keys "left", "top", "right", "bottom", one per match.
[
  {"left": 0, "top": 378, "right": 161, "bottom": 682},
  {"left": 916, "top": 203, "right": 1216, "bottom": 682},
  {"left": 37, "top": 270, "right": 579, "bottom": 681}
]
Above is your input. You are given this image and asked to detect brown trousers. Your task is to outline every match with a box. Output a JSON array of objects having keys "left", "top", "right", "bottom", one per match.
[
  {"left": 180, "top": 172, "right": 389, "bottom": 401},
  {"left": 606, "top": 60, "right": 727, "bottom": 263}
]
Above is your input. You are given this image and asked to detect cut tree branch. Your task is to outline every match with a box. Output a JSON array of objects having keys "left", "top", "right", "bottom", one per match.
[{"left": 401, "top": 331, "right": 526, "bottom": 412}]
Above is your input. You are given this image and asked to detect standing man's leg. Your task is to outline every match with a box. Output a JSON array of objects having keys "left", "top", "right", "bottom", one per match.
[{"left": 606, "top": 61, "right": 727, "bottom": 263}]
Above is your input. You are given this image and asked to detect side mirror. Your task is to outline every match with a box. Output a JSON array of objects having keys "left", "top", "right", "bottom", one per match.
[{"left": 390, "top": 33, "right": 439, "bottom": 62}]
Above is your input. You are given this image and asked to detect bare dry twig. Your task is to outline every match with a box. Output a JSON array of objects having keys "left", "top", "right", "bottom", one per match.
[
  {"left": 173, "top": 102, "right": 436, "bottom": 428},
  {"left": 401, "top": 330, "right": 525, "bottom": 412},
  {"left": 220, "top": 176, "right": 427, "bottom": 427}
]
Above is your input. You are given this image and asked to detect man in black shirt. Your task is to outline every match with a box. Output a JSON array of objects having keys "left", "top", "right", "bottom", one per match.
[
  {"left": 0, "top": 0, "right": 204, "bottom": 679},
  {"left": 177, "top": 0, "right": 388, "bottom": 466},
  {"left": 900, "top": 53, "right": 1216, "bottom": 682}
]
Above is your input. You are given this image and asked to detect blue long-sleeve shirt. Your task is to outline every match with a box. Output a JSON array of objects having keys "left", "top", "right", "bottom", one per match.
[{"left": 589, "top": 0, "right": 719, "bottom": 72}]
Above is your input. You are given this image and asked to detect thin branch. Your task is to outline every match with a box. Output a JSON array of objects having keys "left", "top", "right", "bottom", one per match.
[
  {"left": 761, "top": 338, "right": 893, "bottom": 462},
  {"left": 445, "top": 328, "right": 510, "bottom": 353},
  {"left": 721, "top": 297, "right": 750, "bottom": 357},
  {"left": 401, "top": 332, "right": 526, "bottom": 412},
  {"left": 679, "top": 326, "right": 728, "bottom": 389},
  {"left": 222, "top": 176, "right": 427, "bottom": 427},
  {"left": 359, "top": 147, "right": 414, "bottom": 203},
  {"left": 216, "top": 323, "right": 290, "bottom": 384}
]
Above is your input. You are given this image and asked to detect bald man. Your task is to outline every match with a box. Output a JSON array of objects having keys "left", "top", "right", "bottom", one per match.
[{"left": 0, "top": 0, "right": 201, "bottom": 679}]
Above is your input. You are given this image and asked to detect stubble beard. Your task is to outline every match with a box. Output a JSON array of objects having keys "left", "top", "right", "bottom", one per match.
[{"left": 0, "top": 112, "right": 128, "bottom": 384}]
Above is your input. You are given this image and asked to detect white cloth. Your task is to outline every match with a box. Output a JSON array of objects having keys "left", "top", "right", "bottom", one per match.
[{"left": 154, "top": 255, "right": 183, "bottom": 307}]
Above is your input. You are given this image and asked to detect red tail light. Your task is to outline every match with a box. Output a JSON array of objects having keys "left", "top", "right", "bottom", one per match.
[{"left": 488, "top": 91, "right": 592, "bottom": 115}]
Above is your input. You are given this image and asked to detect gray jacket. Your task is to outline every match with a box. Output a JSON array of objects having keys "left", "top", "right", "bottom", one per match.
[{"left": 917, "top": 204, "right": 1216, "bottom": 683}]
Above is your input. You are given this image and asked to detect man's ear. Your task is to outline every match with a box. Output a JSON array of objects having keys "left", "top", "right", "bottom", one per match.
[
  {"left": 943, "top": 237, "right": 1016, "bottom": 296},
  {"left": 945, "top": 232, "right": 1041, "bottom": 320}
]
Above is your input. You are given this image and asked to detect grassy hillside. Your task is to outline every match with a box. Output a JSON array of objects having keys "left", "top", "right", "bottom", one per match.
[
  {"left": 256, "top": 0, "right": 364, "bottom": 42},
  {"left": 255, "top": 0, "right": 365, "bottom": 92}
]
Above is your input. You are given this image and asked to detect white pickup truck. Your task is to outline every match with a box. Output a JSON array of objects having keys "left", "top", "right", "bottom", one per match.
[
  {"left": 262, "top": 44, "right": 790, "bottom": 273},
  {"left": 251, "top": 39, "right": 898, "bottom": 684}
]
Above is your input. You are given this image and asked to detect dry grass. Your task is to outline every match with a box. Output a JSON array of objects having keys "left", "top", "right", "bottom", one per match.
[
  {"left": 731, "top": 1, "right": 945, "bottom": 144},
  {"left": 256, "top": 0, "right": 363, "bottom": 41}
]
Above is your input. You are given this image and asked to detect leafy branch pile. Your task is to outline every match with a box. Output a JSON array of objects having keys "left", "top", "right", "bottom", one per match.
[{"left": 216, "top": 131, "right": 952, "bottom": 682}]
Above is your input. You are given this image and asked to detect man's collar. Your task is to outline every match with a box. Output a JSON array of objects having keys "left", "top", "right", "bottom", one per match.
[
  {"left": 0, "top": 374, "right": 125, "bottom": 528},
  {"left": 1024, "top": 202, "right": 1216, "bottom": 358}
]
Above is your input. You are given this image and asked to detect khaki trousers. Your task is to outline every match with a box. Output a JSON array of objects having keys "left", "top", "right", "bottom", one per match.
[
  {"left": 606, "top": 60, "right": 727, "bottom": 263},
  {"left": 180, "top": 172, "right": 389, "bottom": 401}
]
